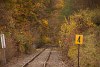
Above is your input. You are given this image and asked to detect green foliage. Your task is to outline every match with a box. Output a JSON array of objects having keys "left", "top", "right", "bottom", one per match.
[
  {"left": 72, "top": 0, "right": 100, "bottom": 10},
  {"left": 92, "top": 9, "right": 100, "bottom": 26},
  {"left": 61, "top": 0, "right": 73, "bottom": 16},
  {"left": 15, "top": 34, "right": 27, "bottom": 45},
  {"left": 14, "top": 31, "right": 33, "bottom": 53}
]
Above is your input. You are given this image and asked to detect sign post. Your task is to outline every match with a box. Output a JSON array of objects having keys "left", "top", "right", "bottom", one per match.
[
  {"left": 78, "top": 44, "right": 80, "bottom": 67},
  {"left": 0, "top": 34, "right": 6, "bottom": 64},
  {"left": 75, "top": 35, "right": 83, "bottom": 67}
]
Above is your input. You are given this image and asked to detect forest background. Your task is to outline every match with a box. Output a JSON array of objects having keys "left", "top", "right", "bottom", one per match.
[{"left": 0, "top": 0, "right": 100, "bottom": 67}]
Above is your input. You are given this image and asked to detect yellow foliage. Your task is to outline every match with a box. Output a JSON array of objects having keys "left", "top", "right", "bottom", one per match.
[
  {"left": 60, "top": 21, "right": 76, "bottom": 35},
  {"left": 41, "top": 19, "right": 48, "bottom": 26},
  {"left": 70, "top": 9, "right": 95, "bottom": 27},
  {"left": 59, "top": 40, "right": 63, "bottom": 47},
  {"left": 42, "top": 36, "right": 51, "bottom": 44},
  {"left": 68, "top": 46, "right": 77, "bottom": 59},
  {"left": 35, "top": 3, "right": 41, "bottom": 7},
  {"left": 66, "top": 22, "right": 76, "bottom": 34},
  {"left": 60, "top": 8, "right": 100, "bottom": 67},
  {"left": 61, "top": 23, "right": 67, "bottom": 32},
  {"left": 19, "top": 45, "right": 25, "bottom": 53},
  {"left": 54, "top": 0, "right": 64, "bottom": 9}
]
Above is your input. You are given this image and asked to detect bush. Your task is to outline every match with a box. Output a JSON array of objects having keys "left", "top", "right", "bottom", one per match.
[
  {"left": 60, "top": 9, "right": 100, "bottom": 67},
  {"left": 14, "top": 30, "right": 34, "bottom": 54}
]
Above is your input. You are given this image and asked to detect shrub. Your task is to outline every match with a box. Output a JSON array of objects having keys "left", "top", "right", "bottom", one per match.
[
  {"left": 60, "top": 9, "right": 100, "bottom": 67},
  {"left": 14, "top": 30, "right": 34, "bottom": 54}
]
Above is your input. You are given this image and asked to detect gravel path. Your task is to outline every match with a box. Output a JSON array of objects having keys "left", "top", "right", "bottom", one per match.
[
  {"left": 46, "top": 48, "right": 66, "bottom": 67},
  {"left": 5, "top": 48, "right": 66, "bottom": 67},
  {"left": 5, "top": 48, "right": 44, "bottom": 67},
  {"left": 26, "top": 49, "right": 51, "bottom": 67}
]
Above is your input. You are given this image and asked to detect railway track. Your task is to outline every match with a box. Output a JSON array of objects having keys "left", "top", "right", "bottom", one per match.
[
  {"left": 43, "top": 49, "right": 52, "bottom": 67},
  {"left": 23, "top": 48, "right": 52, "bottom": 67}
]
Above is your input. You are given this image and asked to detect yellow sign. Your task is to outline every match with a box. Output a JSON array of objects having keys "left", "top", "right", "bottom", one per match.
[{"left": 75, "top": 35, "right": 83, "bottom": 45}]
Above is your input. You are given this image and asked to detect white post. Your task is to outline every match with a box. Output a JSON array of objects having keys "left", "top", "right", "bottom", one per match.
[{"left": 0, "top": 34, "right": 6, "bottom": 64}]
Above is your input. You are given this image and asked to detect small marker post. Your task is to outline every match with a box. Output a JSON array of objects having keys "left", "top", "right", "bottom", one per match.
[
  {"left": 3, "top": 48, "right": 6, "bottom": 64},
  {"left": 78, "top": 44, "right": 80, "bottom": 67},
  {"left": 0, "top": 34, "right": 6, "bottom": 65},
  {"left": 75, "top": 35, "right": 83, "bottom": 67}
]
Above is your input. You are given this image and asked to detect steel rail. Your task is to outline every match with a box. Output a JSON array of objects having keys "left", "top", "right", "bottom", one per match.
[
  {"left": 43, "top": 48, "right": 52, "bottom": 67},
  {"left": 23, "top": 48, "right": 46, "bottom": 67}
]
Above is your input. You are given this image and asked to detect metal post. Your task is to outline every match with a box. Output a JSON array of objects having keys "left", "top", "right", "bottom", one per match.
[
  {"left": 3, "top": 48, "right": 6, "bottom": 65},
  {"left": 78, "top": 44, "right": 80, "bottom": 67}
]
